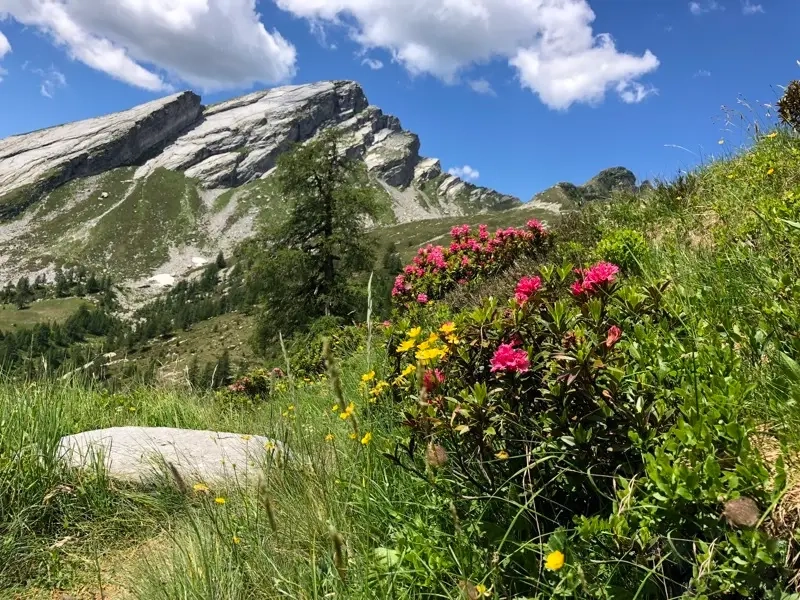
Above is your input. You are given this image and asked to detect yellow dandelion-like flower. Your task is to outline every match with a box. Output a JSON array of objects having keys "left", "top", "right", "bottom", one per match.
[
  {"left": 408, "top": 327, "right": 422, "bottom": 339},
  {"left": 193, "top": 483, "right": 209, "bottom": 493},
  {"left": 439, "top": 322, "right": 456, "bottom": 334},
  {"left": 287, "top": 404, "right": 295, "bottom": 411},
  {"left": 361, "top": 371, "right": 376, "bottom": 383},
  {"left": 475, "top": 583, "right": 492, "bottom": 597},
  {"left": 214, "top": 497, "right": 227, "bottom": 505},
  {"left": 416, "top": 347, "right": 443, "bottom": 362},
  {"left": 349, "top": 432, "right": 357, "bottom": 440},
  {"left": 767, "top": 167, "right": 775, "bottom": 175},
  {"left": 361, "top": 432, "right": 373, "bottom": 445},
  {"left": 397, "top": 339, "right": 416, "bottom": 353},
  {"left": 426, "top": 332, "right": 440, "bottom": 344},
  {"left": 232, "top": 536, "right": 241, "bottom": 545},
  {"left": 416, "top": 339, "right": 432, "bottom": 351},
  {"left": 545, "top": 550, "right": 565, "bottom": 571},
  {"left": 325, "top": 433, "right": 335, "bottom": 442},
  {"left": 264, "top": 440, "right": 277, "bottom": 451},
  {"left": 495, "top": 450, "right": 510, "bottom": 460},
  {"left": 446, "top": 333, "right": 462, "bottom": 345},
  {"left": 339, "top": 402, "right": 355, "bottom": 420},
  {"left": 332, "top": 404, "right": 339, "bottom": 412},
  {"left": 727, "top": 174, "right": 735, "bottom": 179},
  {"left": 767, "top": 132, "right": 778, "bottom": 138}
]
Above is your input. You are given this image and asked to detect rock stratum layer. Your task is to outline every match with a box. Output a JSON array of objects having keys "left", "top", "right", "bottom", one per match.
[{"left": 0, "top": 81, "right": 523, "bottom": 287}]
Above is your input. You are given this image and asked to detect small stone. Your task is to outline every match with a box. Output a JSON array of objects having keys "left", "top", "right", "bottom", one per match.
[{"left": 723, "top": 497, "right": 761, "bottom": 528}]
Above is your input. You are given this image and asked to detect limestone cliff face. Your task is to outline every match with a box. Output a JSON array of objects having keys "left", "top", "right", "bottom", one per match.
[
  {"left": 0, "top": 81, "right": 518, "bottom": 222},
  {"left": 0, "top": 92, "right": 203, "bottom": 219},
  {"left": 0, "top": 80, "right": 520, "bottom": 286}
]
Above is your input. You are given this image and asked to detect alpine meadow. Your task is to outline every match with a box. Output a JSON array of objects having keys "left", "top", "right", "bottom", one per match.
[{"left": 2, "top": 6, "right": 800, "bottom": 599}]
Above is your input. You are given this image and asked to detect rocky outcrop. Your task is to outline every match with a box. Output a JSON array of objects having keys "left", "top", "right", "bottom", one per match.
[
  {"left": 527, "top": 166, "right": 638, "bottom": 213},
  {"left": 0, "top": 80, "right": 523, "bottom": 287},
  {"left": 0, "top": 80, "right": 518, "bottom": 225},
  {"left": 0, "top": 92, "right": 202, "bottom": 219}
]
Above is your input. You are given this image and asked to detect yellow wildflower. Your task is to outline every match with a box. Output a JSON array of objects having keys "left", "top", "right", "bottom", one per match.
[
  {"left": 325, "top": 433, "right": 335, "bottom": 442},
  {"left": 232, "top": 536, "right": 241, "bottom": 545},
  {"left": 332, "top": 404, "right": 339, "bottom": 412},
  {"left": 349, "top": 432, "right": 357, "bottom": 440},
  {"left": 767, "top": 132, "right": 778, "bottom": 138},
  {"left": 408, "top": 327, "right": 422, "bottom": 339},
  {"left": 287, "top": 405, "right": 295, "bottom": 411},
  {"left": 416, "top": 347, "right": 444, "bottom": 362},
  {"left": 361, "top": 432, "right": 373, "bottom": 445},
  {"left": 264, "top": 440, "right": 277, "bottom": 451},
  {"left": 193, "top": 483, "right": 209, "bottom": 493},
  {"left": 446, "top": 333, "right": 461, "bottom": 345},
  {"left": 545, "top": 550, "right": 565, "bottom": 571},
  {"left": 439, "top": 322, "right": 456, "bottom": 334},
  {"left": 397, "top": 339, "right": 416, "bottom": 353},
  {"left": 215, "top": 497, "right": 226, "bottom": 505},
  {"left": 340, "top": 402, "right": 355, "bottom": 420},
  {"left": 401, "top": 364, "right": 417, "bottom": 377},
  {"left": 767, "top": 167, "right": 775, "bottom": 175},
  {"left": 495, "top": 450, "right": 510, "bottom": 460},
  {"left": 426, "top": 332, "right": 440, "bottom": 344},
  {"left": 416, "top": 339, "right": 432, "bottom": 351},
  {"left": 475, "top": 583, "right": 492, "bottom": 597},
  {"left": 361, "top": 371, "right": 376, "bottom": 383},
  {"left": 240, "top": 434, "right": 252, "bottom": 441}
]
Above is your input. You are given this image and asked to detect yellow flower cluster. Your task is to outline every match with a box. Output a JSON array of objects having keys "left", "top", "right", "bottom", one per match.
[
  {"left": 397, "top": 324, "right": 459, "bottom": 366},
  {"left": 339, "top": 402, "right": 356, "bottom": 420}
]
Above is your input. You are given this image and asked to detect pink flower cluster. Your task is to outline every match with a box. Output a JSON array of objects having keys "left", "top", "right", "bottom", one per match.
[
  {"left": 490, "top": 343, "right": 530, "bottom": 374},
  {"left": 514, "top": 276, "right": 542, "bottom": 305},
  {"left": 571, "top": 262, "right": 621, "bottom": 297},
  {"left": 392, "top": 220, "right": 548, "bottom": 305},
  {"left": 422, "top": 368, "right": 446, "bottom": 392}
]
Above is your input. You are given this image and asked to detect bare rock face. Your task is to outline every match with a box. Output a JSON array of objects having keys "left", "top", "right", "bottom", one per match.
[
  {"left": 0, "top": 92, "right": 202, "bottom": 219},
  {"left": 0, "top": 80, "right": 522, "bottom": 286}
]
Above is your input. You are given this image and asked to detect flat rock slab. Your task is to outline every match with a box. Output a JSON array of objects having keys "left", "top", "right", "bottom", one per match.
[{"left": 58, "top": 427, "right": 287, "bottom": 486}]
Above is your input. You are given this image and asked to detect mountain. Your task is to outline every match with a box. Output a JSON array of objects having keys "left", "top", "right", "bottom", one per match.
[
  {"left": 0, "top": 81, "right": 521, "bottom": 288},
  {"left": 526, "top": 166, "right": 640, "bottom": 212}
]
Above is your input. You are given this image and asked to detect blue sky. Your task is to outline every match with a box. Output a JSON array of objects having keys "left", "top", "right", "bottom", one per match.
[{"left": 0, "top": 0, "right": 797, "bottom": 201}]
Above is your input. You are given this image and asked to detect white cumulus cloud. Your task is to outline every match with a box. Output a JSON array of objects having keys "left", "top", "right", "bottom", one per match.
[
  {"left": 0, "top": 29, "right": 10, "bottom": 82},
  {"left": 275, "top": 0, "right": 659, "bottom": 110},
  {"left": 689, "top": 1, "right": 723, "bottom": 15},
  {"left": 448, "top": 165, "right": 480, "bottom": 181},
  {"left": 361, "top": 57, "right": 383, "bottom": 70},
  {"left": 742, "top": 0, "right": 764, "bottom": 15},
  {"left": 0, "top": 0, "right": 297, "bottom": 92},
  {"left": 467, "top": 78, "right": 495, "bottom": 96}
]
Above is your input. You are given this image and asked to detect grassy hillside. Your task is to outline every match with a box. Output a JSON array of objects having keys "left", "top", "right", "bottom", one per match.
[
  {"left": 0, "top": 298, "right": 90, "bottom": 331},
  {"left": 5, "top": 120, "right": 800, "bottom": 598}
]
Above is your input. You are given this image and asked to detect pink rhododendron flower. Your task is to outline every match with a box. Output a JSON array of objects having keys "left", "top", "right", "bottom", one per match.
[
  {"left": 490, "top": 343, "right": 530, "bottom": 373},
  {"left": 605, "top": 325, "right": 622, "bottom": 348},
  {"left": 422, "top": 368, "right": 446, "bottom": 392},
  {"left": 383, "top": 320, "right": 392, "bottom": 328},
  {"left": 514, "top": 276, "right": 542, "bottom": 304},
  {"left": 527, "top": 219, "right": 546, "bottom": 234},
  {"left": 572, "top": 262, "right": 621, "bottom": 296},
  {"left": 417, "top": 293, "right": 429, "bottom": 304}
]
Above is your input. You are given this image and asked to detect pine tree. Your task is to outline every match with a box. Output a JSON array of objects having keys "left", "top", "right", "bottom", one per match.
[
  {"left": 14, "top": 277, "right": 32, "bottom": 310},
  {"left": 252, "top": 129, "right": 381, "bottom": 349},
  {"left": 215, "top": 251, "right": 227, "bottom": 269},
  {"left": 55, "top": 269, "right": 69, "bottom": 298},
  {"left": 215, "top": 349, "right": 231, "bottom": 388}
]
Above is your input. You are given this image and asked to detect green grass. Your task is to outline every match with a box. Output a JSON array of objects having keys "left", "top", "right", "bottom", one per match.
[
  {"left": 0, "top": 298, "right": 90, "bottom": 331},
  {"left": 0, "top": 346, "right": 478, "bottom": 598}
]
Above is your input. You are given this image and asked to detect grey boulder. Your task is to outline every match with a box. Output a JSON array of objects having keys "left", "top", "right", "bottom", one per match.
[{"left": 58, "top": 426, "right": 287, "bottom": 486}]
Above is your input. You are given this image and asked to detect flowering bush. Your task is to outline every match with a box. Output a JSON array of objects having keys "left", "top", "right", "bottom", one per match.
[
  {"left": 382, "top": 255, "right": 792, "bottom": 596},
  {"left": 391, "top": 220, "right": 550, "bottom": 309}
]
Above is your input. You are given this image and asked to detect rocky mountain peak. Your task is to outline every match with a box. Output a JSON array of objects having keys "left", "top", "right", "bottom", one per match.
[{"left": 0, "top": 80, "right": 520, "bottom": 287}]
